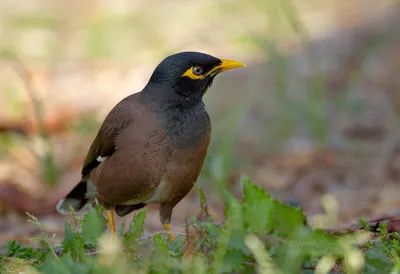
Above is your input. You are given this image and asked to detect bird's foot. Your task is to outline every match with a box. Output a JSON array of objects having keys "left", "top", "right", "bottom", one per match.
[{"left": 163, "top": 224, "right": 175, "bottom": 241}]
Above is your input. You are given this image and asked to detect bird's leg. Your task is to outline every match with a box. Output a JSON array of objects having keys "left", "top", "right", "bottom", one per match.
[
  {"left": 163, "top": 224, "right": 175, "bottom": 241},
  {"left": 106, "top": 209, "right": 116, "bottom": 236},
  {"left": 160, "top": 204, "right": 175, "bottom": 240}
]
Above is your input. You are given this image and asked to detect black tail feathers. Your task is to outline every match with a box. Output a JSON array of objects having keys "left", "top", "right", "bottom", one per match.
[
  {"left": 57, "top": 181, "right": 146, "bottom": 217},
  {"left": 56, "top": 181, "right": 88, "bottom": 214}
]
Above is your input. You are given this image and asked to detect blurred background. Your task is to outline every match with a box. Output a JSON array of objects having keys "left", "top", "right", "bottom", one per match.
[{"left": 0, "top": 0, "right": 400, "bottom": 246}]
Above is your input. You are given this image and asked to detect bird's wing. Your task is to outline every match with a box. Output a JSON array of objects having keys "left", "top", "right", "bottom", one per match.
[
  {"left": 57, "top": 94, "right": 140, "bottom": 214},
  {"left": 81, "top": 95, "right": 136, "bottom": 179}
]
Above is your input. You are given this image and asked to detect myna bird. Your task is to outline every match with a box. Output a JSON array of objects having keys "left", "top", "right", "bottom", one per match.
[{"left": 56, "top": 52, "right": 245, "bottom": 239}]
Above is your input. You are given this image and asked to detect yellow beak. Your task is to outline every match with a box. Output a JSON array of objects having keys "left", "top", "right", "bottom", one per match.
[
  {"left": 207, "top": 59, "right": 245, "bottom": 76},
  {"left": 217, "top": 59, "right": 246, "bottom": 72}
]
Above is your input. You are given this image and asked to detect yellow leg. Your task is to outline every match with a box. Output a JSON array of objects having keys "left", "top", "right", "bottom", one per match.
[
  {"left": 107, "top": 210, "right": 116, "bottom": 236},
  {"left": 163, "top": 224, "right": 175, "bottom": 241}
]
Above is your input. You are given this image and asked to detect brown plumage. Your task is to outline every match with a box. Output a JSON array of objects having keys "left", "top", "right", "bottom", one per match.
[{"left": 56, "top": 52, "right": 244, "bottom": 238}]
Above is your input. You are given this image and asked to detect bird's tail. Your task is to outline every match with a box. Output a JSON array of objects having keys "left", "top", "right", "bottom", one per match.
[{"left": 56, "top": 181, "right": 96, "bottom": 214}]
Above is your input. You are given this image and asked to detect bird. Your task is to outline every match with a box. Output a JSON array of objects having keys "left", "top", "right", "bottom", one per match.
[{"left": 56, "top": 51, "right": 245, "bottom": 239}]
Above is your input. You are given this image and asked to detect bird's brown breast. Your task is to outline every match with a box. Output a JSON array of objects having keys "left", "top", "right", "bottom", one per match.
[
  {"left": 91, "top": 97, "right": 211, "bottom": 207},
  {"left": 145, "top": 130, "right": 211, "bottom": 205}
]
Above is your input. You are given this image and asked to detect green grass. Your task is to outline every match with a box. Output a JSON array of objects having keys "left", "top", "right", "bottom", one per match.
[
  {"left": 0, "top": 177, "right": 397, "bottom": 273},
  {"left": 0, "top": 1, "right": 398, "bottom": 272}
]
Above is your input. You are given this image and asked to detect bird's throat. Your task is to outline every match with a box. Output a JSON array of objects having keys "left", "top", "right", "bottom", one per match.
[
  {"left": 139, "top": 87, "right": 211, "bottom": 148},
  {"left": 158, "top": 103, "right": 211, "bottom": 149}
]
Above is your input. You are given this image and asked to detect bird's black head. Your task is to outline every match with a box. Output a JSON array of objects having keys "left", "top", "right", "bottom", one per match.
[{"left": 146, "top": 52, "right": 244, "bottom": 106}]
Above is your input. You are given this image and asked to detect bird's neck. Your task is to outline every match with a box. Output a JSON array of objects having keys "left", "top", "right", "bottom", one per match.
[
  {"left": 144, "top": 82, "right": 204, "bottom": 109},
  {"left": 160, "top": 104, "right": 211, "bottom": 149},
  {"left": 139, "top": 90, "right": 211, "bottom": 148}
]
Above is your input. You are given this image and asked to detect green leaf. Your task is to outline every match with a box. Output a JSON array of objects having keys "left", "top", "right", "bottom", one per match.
[
  {"left": 5, "top": 240, "right": 44, "bottom": 262},
  {"left": 60, "top": 253, "right": 89, "bottom": 274},
  {"left": 62, "top": 222, "right": 77, "bottom": 250},
  {"left": 61, "top": 222, "right": 84, "bottom": 261},
  {"left": 81, "top": 206, "right": 106, "bottom": 246},
  {"left": 202, "top": 222, "right": 221, "bottom": 239},
  {"left": 182, "top": 254, "right": 208, "bottom": 274},
  {"left": 223, "top": 249, "right": 245, "bottom": 273},
  {"left": 40, "top": 253, "right": 90, "bottom": 274},
  {"left": 194, "top": 184, "right": 209, "bottom": 219},
  {"left": 223, "top": 190, "right": 243, "bottom": 230},
  {"left": 364, "top": 249, "right": 394, "bottom": 274},
  {"left": 213, "top": 192, "right": 242, "bottom": 274},
  {"left": 62, "top": 222, "right": 76, "bottom": 249},
  {"left": 274, "top": 241, "right": 305, "bottom": 273},
  {"left": 275, "top": 227, "right": 342, "bottom": 273},
  {"left": 153, "top": 234, "right": 170, "bottom": 253},
  {"left": 304, "top": 229, "right": 342, "bottom": 259},
  {"left": 272, "top": 200, "right": 306, "bottom": 237},
  {"left": 242, "top": 176, "right": 273, "bottom": 234},
  {"left": 118, "top": 220, "right": 126, "bottom": 237},
  {"left": 228, "top": 230, "right": 251, "bottom": 255},
  {"left": 126, "top": 209, "right": 146, "bottom": 240},
  {"left": 148, "top": 234, "right": 178, "bottom": 273},
  {"left": 94, "top": 204, "right": 105, "bottom": 219},
  {"left": 39, "top": 255, "right": 71, "bottom": 274}
]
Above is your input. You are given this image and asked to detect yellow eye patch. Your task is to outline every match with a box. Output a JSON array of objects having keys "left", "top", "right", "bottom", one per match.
[
  {"left": 182, "top": 66, "right": 206, "bottom": 80},
  {"left": 181, "top": 59, "right": 245, "bottom": 80}
]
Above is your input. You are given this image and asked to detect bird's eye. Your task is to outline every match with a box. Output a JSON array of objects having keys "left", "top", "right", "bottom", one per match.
[{"left": 192, "top": 65, "right": 204, "bottom": 76}]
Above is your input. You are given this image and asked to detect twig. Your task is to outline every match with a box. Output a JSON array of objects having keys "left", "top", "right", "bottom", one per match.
[
  {"left": 150, "top": 231, "right": 186, "bottom": 237},
  {"left": 2, "top": 50, "right": 49, "bottom": 141},
  {"left": 85, "top": 248, "right": 105, "bottom": 256},
  {"left": 2, "top": 50, "right": 58, "bottom": 184},
  {"left": 26, "top": 212, "right": 58, "bottom": 260}
]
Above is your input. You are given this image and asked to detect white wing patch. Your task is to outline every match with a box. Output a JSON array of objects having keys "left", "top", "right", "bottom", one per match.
[
  {"left": 96, "top": 156, "right": 107, "bottom": 163},
  {"left": 56, "top": 198, "right": 66, "bottom": 214}
]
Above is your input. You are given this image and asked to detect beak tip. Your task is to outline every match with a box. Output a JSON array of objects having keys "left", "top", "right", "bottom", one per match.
[
  {"left": 232, "top": 61, "right": 246, "bottom": 69},
  {"left": 217, "top": 59, "right": 246, "bottom": 72}
]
